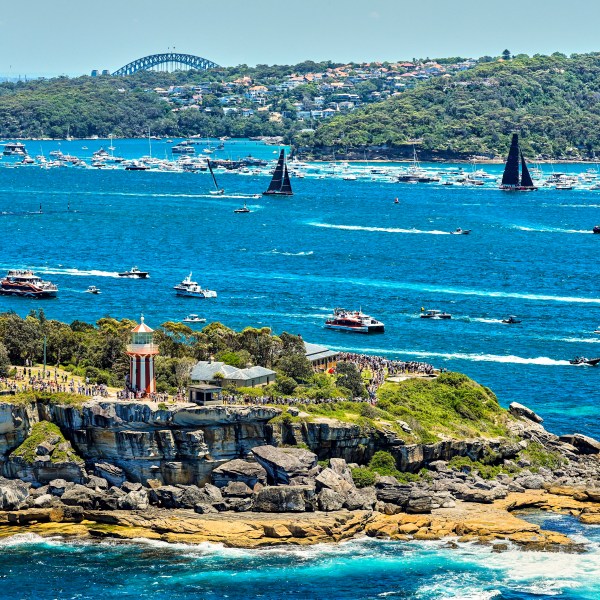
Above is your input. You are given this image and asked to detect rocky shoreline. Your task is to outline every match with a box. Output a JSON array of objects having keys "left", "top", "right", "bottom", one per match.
[{"left": 0, "top": 398, "right": 599, "bottom": 551}]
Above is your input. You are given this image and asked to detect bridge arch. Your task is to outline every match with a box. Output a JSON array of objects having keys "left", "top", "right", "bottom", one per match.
[{"left": 112, "top": 53, "right": 220, "bottom": 76}]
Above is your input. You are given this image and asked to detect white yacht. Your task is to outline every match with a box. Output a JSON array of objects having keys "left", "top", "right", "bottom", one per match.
[
  {"left": 174, "top": 273, "right": 217, "bottom": 298},
  {"left": 183, "top": 314, "right": 206, "bottom": 323}
]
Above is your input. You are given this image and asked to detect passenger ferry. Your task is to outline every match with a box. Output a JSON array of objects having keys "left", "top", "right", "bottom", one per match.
[
  {"left": 325, "top": 308, "right": 385, "bottom": 333},
  {"left": 0, "top": 269, "right": 58, "bottom": 298},
  {"left": 174, "top": 273, "right": 217, "bottom": 298},
  {"left": 3, "top": 142, "right": 27, "bottom": 156}
]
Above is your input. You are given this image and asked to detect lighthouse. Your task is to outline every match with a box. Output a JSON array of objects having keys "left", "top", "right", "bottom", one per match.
[{"left": 126, "top": 316, "right": 159, "bottom": 395}]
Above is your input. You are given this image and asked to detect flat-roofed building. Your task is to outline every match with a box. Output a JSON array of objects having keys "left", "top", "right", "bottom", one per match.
[
  {"left": 304, "top": 342, "right": 340, "bottom": 372},
  {"left": 190, "top": 361, "right": 276, "bottom": 388}
]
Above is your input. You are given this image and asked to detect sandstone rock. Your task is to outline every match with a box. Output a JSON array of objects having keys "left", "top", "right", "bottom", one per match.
[
  {"left": 374, "top": 477, "right": 411, "bottom": 507},
  {"left": 329, "top": 458, "right": 354, "bottom": 484},
  {"left": 194, "top": 503, "right": 218, "bottom": 514},
  {"left": 428, "top": 460, "right": 448, "bottom": 472},
  {"left": 86, "top": 476, "right": 109, "bottom": 491},
  {"left": 251, "top": 445, "right": 317, "bottom": 485},
  {"left": 121, "top": 482, "right": 143, "bottom": 493},
  {"left": 344, "top": 487, "right": 377, "bottom": 511},
  {"left": 317, "top": 488, "right": 345, "bottom": 511},
  {"left": 118, "top": 489, "right": 149, "bottom": 511},
  {"left": 0, "top": 478, "right": 29, "bottom": 510},
  {"left": 226, "top": 497, "right": 253, "bottom": 512},
  {"left": 559, "top": 434, "right": 600, "bottom": 455},
  {"left": 48, "top": 479, "right": 72, "bottom": 496},
  {"left": 177, "top": 486, "right": 208, "bottom": 508},
  {"left": 406, "top": 490, "right": 433, "bottom": 514},
  {"left": 32, "top": 494, "right": 55, "bottom": 508},
  {"left": 60, "top": 484, "right": 100, "bottom": 509},
  {"left": 152, "top": 486, "right": 184, "bottom": 509},
  {"left": 222, "top": 481, "right": 253, "bottom": 498},
  {"left": 211, "top": 459, "right": 267, "bottom": 488},
  {"left": 94, "top": 463, "right": 126, "bottom": 487},
  {"left": 315, "top": 468, "right": 354, "bottom": 495},
  {"left": 201, "top": 483, "right": 223, "bottom": 503},
  {"left": 509, "top": 402, "right": 543, "bottom": 423},
  {"left": 516, "top": 475, "right": 545, "bottom": 490},
  {"left": 253, "top": 485, "right": 315, "bottom": 512}
]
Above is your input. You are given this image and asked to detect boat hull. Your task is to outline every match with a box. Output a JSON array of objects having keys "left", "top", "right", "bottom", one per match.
[
  {"left": 263, "top": 191, "right": 293, "bottom": 196},
  {"left": 0, "top": 289, "right": 57, "bottom": 298},
  {"left": 118, "top": 273, "right": 149, "bottom": 279},
  {"left": 176, "top": 291, "right": 217, "bottom": 298},
  {"left": 325, "top": 323, "right": 384, "bottom": 333}
]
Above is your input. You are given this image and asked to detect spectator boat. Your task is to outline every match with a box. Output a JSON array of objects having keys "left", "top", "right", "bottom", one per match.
[
  {"left": 501, "top": 315, "right": 521, "bottom": 324},
  {"left": 0, "top": 269, "right": 58, "bottom": 298},
  {"left": 86, "top": 285, "right": 101, "bottom": 294},
  {"left": 182, "top": 314, "right": 206, "bottom": 323},
  {"left": 420, "top": 309, "right": 452, "bottom": 320},
  {"left": 118, "top": 266, "right": 149, "bottom": 279},
  {"left": 325, "top": 308, "right": 385, "bottom": 333},
  {"left": 450, "top": 228, "right": 471, "bottom": 235},
  {"left": 569, "top": 356, "right": 600, "bottom": 366},
  {"left": 174, "top": 273, "right": 217, "bottom": 298}
]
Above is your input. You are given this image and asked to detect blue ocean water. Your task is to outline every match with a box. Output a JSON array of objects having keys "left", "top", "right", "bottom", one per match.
[
  {"left": 2, "top": 138, "right": 600, "bottom": 596},
  {"left": 1, "top": 514, "right": 600, "bottom": 599}
]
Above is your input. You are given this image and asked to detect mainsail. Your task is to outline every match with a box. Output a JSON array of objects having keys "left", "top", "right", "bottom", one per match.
[
  {"left": 501, "top": 134, "right": 520, "bottom": 186},
  {"left": 263, "top": 150, "right": 293, "bottom": 196},
  {"left": 500, "top": 133, "right": 537, "bottom": 190},
  {"left": 207, "top": 159, "right": 222, "bottom": 192}
]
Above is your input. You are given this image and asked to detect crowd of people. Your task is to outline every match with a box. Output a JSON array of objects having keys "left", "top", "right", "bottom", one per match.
[{"left": 221, "top": 394, "right": 373, "bottom": 406}]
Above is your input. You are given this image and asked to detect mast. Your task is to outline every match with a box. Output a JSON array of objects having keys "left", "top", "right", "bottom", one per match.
[
  {"left": 501, "top": 133, "right": 520, "bottom": 186},
  {"left": 520, "top": 152, "right": 535, "bottom": 188}
]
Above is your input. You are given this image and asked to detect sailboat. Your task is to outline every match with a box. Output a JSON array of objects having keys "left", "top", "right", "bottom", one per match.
[
  {"left": 263, "top": 149, "right": 293, "bottom": 196},
  {"left": 207, "top": 159, "right": 224, "bottom": 195},
  {"left": 499, "top": 133, "right": 538, "bottom": 191}
]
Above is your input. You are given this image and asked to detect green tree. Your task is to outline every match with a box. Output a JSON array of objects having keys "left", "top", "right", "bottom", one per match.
[
  {"left": 277, "top": 353, "right": 313, "bottom": 382},
  {"left": 335, "top": 362, "right": 367, "bottom": 397},
  {"left": 501, "top": 49, "right": 512, "bottom": 61}
]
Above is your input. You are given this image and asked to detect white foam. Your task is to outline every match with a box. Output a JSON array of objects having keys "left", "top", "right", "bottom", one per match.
[
  {"left": 308, "top": 222, "right": 451, "bottom": 235},
  {"left": 266, "top": 250, "right": 315, "bottom": 256},
  {"left": 513, "top": 225, "right": 591, "bottom": 234}
]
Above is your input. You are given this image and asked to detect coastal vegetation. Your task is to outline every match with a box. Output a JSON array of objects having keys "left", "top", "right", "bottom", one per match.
[{"left": 10, "top": 421, "right": 82, "bottom": 465}]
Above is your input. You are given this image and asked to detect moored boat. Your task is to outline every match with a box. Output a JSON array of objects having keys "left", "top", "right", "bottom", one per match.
[
  {"left": 118, "top": 266, "right": 149, "bottom": 279},
  {"left": 0, "top": 269, "right": 58, "bottom": 298},
  {"left": 174, "top": 273, "right": 217, "bottom": 298},
  {"left": 325, "top": 308, "right": 384, "bottom": 333}
]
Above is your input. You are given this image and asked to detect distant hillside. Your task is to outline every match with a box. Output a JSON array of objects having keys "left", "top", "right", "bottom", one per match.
[{"left": 297, "top": 53, "right": 600, "bottom": 160}]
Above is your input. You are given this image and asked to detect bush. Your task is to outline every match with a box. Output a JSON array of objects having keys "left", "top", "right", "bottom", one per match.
[
  {"left": 351, "top": 466, "right": 376, "bottom": 488},
  {"left": 368, "top": 450, "right": 399, "bottom": 476}
]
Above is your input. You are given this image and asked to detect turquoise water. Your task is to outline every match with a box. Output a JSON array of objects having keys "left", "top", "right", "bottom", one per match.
[
  {"left": 1, "top": 514, "right": 600, "bottom": 599},
  {"left": 2, "top": 138, "right": 600, "bottom": 596}
]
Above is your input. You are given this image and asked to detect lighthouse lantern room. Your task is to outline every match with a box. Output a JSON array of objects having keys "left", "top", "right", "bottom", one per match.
[{"left": 126, "top": 315, "right": 159, "bottom": 395}]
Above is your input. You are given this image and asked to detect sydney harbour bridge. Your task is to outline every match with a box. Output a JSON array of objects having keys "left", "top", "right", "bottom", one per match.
[{"left": 108, "top": 53, "right": 220, "bottom": 76}]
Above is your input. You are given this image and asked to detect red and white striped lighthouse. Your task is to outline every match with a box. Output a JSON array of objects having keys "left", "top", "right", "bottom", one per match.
[{"left": 126, "top": 316, "right": 159, "bottom": 395}]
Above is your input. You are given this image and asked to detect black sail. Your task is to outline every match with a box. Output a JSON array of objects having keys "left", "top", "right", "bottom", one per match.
[
  {"left": 281, "top": 164, "right": 293, "bottom": 194},
  {"left": 520, "top": 152, "right": 535, "bottom": 188},
  {"left": 265, "top": 150, "right": 285, "bottom": 193},
  {"left": 207, "top": 159, "right": 220, "bottom": 191},
  {"left": 501, "top": 133, "right": 520, "bottom": 186}
]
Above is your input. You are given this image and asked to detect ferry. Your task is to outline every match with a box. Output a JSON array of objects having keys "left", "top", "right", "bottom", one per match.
[
  {"left": 171, "top": 141, "right": 195, "bottom": 155},
  {"left": 3, "top": 142, "right": 27, "bottom": 156},
  {"left": 325, "top": 308, "right": 385, "bottom": 333},
  {"left": 118, "top": 266, "right": 149, "bottom": 279},
  {"left": 174, "top": 273, "right": 217, "bottom": 298},
  {"left": 0, "top": 269, "right": 58, "bottom": 298},
  {"left": 182, "top": 314, "right": 207, "bottom": 323}
]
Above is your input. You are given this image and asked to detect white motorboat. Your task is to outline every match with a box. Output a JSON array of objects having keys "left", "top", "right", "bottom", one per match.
[
  {"left": 182, "top": 313, "right": 206, "bottom": 323},
  {"left": 420, "top": 309, "right": 452, "bottom": 320},
  {"left": 86, "top": 285, "right": 101, "bottom": 294},
  {"left": 118, "top": 266, "right": 149, "bottom": 279},
  {"left": 174, "top": 273, "right": 217, "bottom": 298}
]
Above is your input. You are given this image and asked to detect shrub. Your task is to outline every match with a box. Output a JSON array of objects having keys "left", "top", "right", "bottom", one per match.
[
  {"left": 351, "top": 466, "right": 376, "bottom": 488},
  {"left": 368, "top": 450, "right": 399, "bottom": 476}
]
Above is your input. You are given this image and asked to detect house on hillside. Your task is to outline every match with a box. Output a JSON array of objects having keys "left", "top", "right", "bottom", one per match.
[{"left": 190, "top": 361, "right": 276, "bottom": 388}]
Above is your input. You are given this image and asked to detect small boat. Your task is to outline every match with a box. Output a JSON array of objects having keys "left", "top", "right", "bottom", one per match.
[
  {"left": 394, "top": 198, "right": 399, "bottom": 204},
  {"left": 207, "top": 159, "right": 224, "bottom": 195},
  {"left": 501, "top": 315, "right": 521, "bottom": 324},
  {"left": 234, "top": 202, "right": 250, "bottom": 213},
  {"left": 420, "top": 309, "right": 452, "bottom": 320},
  {"left": 263, "top": 149, "right": 293, "bottom": 196},
  {"left": 593, "top": 226, "right": 600, "bottom": 234},
  {"left": 325, "top": 308, "right": 385, "bottom": 333},
  {"left": 86, "top": 285, "right": 101, "bottom": 294},
  {"left": 118, "top": 266, "right": 149, "bottom": 279},
  {"left": 555, "top": 181, "right": 574, "bottom": 190},
  {"left": 499, "top": 133, "right": 538, "bottom": 191},
  {"left": 569, "top": 356, "right": 600, "bottom": 366},
  {"left": 182, "top": 313, "right": 206, "bottom": 323},
  {"left": 450, "top": 228, "right": 471, "bottom": 235}
]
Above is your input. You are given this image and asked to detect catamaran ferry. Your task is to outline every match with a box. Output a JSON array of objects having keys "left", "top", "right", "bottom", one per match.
[
  {"left": 325, "top": 308, "right": 384, "bottom": 333},
  {"left": 0, "top": 269, "right": 58, "bottom": 298}
]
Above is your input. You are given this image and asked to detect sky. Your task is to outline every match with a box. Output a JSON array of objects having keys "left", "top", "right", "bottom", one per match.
[{"left": 1, "top": 0, "right": 599, "bottom": 77}]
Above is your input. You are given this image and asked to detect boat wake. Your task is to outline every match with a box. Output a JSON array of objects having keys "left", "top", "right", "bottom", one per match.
[
  {"left": 327, "top": 345, "right": 570, "bottom": 366},
  {"left": 468, "top": 317, "right": 504, "bottom": 324},
  {"left": 513, "top": 225, "right": 591, "bottom": 234},
  {"left": 308, "top": 222, "right": 450, "bottom": 235},
  {"left": 265, "top": 250, "right": 314, "bottom": 257},
  {"left": 29, "top": 266, "right": 120, "bottom": 278}
]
